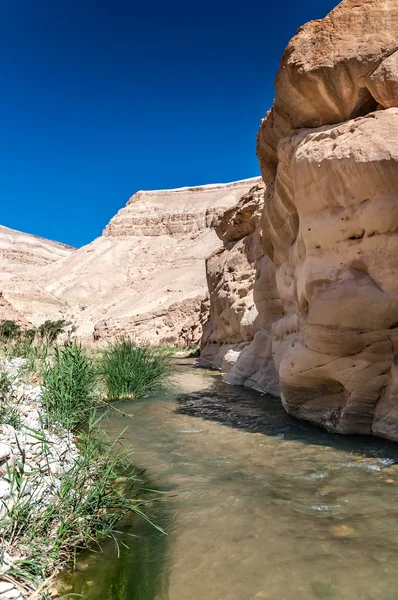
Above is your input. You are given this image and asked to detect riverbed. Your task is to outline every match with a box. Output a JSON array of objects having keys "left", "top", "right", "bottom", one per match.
[{"left": 68, "top": 361, "right": 398, "bottom": 600}]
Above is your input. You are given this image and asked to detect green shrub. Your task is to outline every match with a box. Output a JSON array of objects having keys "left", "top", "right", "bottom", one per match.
[
  {"left": 38, "top": 319, "right": 68, "bottom": 342},
  {"left": 99, "top": 339, "right": 173, "bottom": 400},
  {"left": 23, "top": 328, "right": 37, "bottom": 344},
  {"left": 41, "top": 343, "right": 97, "bottom": 429},
  {"left": 0, "top": 320, "right": 21, "bottom": 340}
]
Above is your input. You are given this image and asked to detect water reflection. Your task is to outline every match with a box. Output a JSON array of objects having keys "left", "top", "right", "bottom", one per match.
[
  {"left": 63, "top": 480, "right": 170, "bottom": 599},
  {"left": 67, "top": 363, "right": 398, "bottom": 600},
  {"left": 175, "top": 379, "right": 398, "bottom": 459}
]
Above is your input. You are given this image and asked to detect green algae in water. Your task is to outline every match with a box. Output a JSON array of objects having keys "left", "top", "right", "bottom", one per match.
[
  {"left": 63, "top": 499, "right": 170, "bottom": 600},
  {"left": 65, "top": 365, "right": 398, "bottom": 600}
]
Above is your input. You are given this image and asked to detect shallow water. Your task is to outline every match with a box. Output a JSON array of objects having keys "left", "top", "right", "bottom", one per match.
[{"left": 68, "top": 361, "right": 398, "bottom": 600}]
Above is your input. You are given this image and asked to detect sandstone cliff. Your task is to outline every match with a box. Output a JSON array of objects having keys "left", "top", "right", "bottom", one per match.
[
  {"left": 201, "top": 0, "right": 398, "bottom": 441},
  {"left": 199, "top": 181, "right": 283, "bottom": 396},
  {"left": 0, "top": 179, "right": 259, "bottom": 345}
]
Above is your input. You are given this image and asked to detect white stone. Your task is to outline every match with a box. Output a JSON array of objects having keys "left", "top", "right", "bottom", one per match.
[
  {"left": 0, "top": 480, "right": 10, "bottom": 501},
  {"left": 0, "top": 445, "right": 11, "bottom": 462},
  {"left": 0, "top": 588, "right": 22, "bottom": 599},
  {"left": 1, "top": 552, "right": 13, "bottom": 566},
  {"left": 0, "top": 583, "right": 14, "bottom": 594}
]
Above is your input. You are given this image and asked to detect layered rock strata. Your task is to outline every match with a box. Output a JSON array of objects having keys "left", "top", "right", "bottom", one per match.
[
  {"left": 201, "top": 0, "right": 398, "bottom": 441},
  {"left": 0, "top": 179, "right": 259, "bottom": 345},
  {"left": 0, "top": 225, "right": 73, "bottom": 275}
]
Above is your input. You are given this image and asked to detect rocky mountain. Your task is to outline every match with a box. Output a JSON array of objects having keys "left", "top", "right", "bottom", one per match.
[
  {"left": 0, "top": 178, "right": 259, "bottom": 345},
  {"left": 0, "top": 225, "right": 73, "bottom": 276},
  {"left": 200, "top": 0, "right": 398, "bottom": 441}
]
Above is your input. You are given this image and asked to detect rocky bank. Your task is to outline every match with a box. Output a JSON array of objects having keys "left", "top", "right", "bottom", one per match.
[
  {"left": 200, "top": 0, "right": 398, "bottom": 441},
  {"left": 0, "top": 359, "right": 78, "bottom": 599}
]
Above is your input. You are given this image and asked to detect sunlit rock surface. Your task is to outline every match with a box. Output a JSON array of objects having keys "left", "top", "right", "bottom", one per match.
[
  {"left": 0, "top": 225, "right": 73, "bottom": 274},
  {"left": 202, "top": 0, "right": 398, "bottom": 441},
  {"left": 199, "top": 182, "right": 283, "bottom": 396},
  {"left": 0, "top": 179, "right": 259, "bottom": 345}
]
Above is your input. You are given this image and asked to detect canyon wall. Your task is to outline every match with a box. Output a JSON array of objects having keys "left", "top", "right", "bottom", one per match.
[
  {"left": 201, "top": 0, "right": 398, "bottom": 441},
  {"left": 0, "top": 179, "right": 259, "bottom": 345}
]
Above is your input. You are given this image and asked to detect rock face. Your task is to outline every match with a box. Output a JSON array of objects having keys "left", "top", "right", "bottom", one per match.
[
  {"left": 0, "top": 179, "right": 259, "bottom": 345},
  {"left": 269, "top": 109, "right": 398, "bottom": 439},
  {"left": 0, "top": 227, "right": 74, "bottom": 328},
  {"left": 199, "top": 182, "right": 283, "bottom": 396},
  {"left": 257, "top": 0, "right": 398, "bottom": 184},
  {"left": 0, "top": 225, "right": 73, "bottom": 274},
  {"left": 0, "top": 294, "right": 30, "bottom": 329},
  {"left": 201, "top": 0, "right": 398, "bottom": 441}
]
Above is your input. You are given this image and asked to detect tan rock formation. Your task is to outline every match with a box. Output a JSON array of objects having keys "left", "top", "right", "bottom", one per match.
[
  {"left": 269, "top": 108, "right": 398, "bottom": 438},
  {"left": 0, "top": 226, "right": 74, "bottom": 325},
  {"left": 0, "top": 225, "right": 73, "bottom": 275},
  {"left": 257, "top": 0, "right": 398, "bottom": 184},
  {"left": 202, "top": 0, "right": 398, "bottom": 441},
  {"left": 0, "top": 179, "right": 259, "bottom": 345},
  {"left": 0, "top": 294, "right": 30, "bottom": 329},
  {"left": 199, "top": 182, "right": 283, "bottom": 396}
]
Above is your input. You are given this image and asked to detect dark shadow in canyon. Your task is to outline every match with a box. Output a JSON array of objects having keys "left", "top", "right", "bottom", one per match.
[{"left": 175, "top": 365, "right": 398, "bottom": 462}]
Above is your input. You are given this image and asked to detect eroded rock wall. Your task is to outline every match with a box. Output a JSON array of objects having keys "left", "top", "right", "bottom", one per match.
[
  {"left": 0, "top": 179, "right": 260, "bottom": 345},
  {"left": 269, "top": 109, "right": 398, "bottom": 439},
  {"left": 199, "top": 182, "right": 283, "bottom": 396},
  {"left": 202, "top": 0, "right": 398, "bottom": 441}
]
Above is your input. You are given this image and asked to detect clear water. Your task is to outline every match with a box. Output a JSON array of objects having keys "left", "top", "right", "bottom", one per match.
[{"left": 67, "top": 361, "right": 398, "bottom": 600}]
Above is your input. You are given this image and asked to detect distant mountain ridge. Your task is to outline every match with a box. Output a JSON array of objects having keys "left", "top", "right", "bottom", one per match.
[
  {"left": 0, "top": 177, "right": 260, "bottom": 345},
  {"left": 0, "top": 225, "right": 74, "bottom": 274}
]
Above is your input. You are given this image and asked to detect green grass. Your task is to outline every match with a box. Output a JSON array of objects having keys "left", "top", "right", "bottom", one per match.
[
  {"left": 0, "top": 412, "right": 164, "bottom": 593},
  {"left": 0, "top": 338, "right": 172, "bottom": 596},
  {"left": 41, "top": 343, "right": 97, "bottom": 430},
  {"left": 98, "top": 339, "right": 174, "bottom": 401},
  {"left": 0, "top": 372, "right": 22, "bottom": 429}
]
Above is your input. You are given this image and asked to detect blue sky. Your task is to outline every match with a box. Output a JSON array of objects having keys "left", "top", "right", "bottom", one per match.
[{"left": 1, "top": 0, "right": 337, "bottom": 247}]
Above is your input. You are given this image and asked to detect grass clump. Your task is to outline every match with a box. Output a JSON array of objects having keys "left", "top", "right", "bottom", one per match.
[
  {"left": 0, "top": 412, "right": 163, "bottom": 592},
  {"left": 0, "top": 339, "right": 170, "bottom": 596},
  {"left": 41, "top": 342, "right": 97, "bottom": 429},
  {"left": 99, "top": 339, "right": 173, "bottom": 400},
  {"left": 0, "top": 372, "right": 21, "bottom": 429}
]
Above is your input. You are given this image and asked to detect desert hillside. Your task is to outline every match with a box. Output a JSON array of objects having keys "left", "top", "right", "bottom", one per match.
[
  {"left": 0, "top": 225, "right": 74, "bottom": 276},
  {"left": 0, "top": 177, "right": 260, "bottom": 345}
]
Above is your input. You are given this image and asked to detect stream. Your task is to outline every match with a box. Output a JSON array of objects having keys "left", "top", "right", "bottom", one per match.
[{"left": 67, "top": 360, "right": 398, "bottom": 600}]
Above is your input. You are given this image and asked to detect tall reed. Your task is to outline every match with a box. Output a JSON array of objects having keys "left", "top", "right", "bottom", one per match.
[
  {"left": 41, "top": 343, "right": 97, "bottom": 429},
  {"left": 98, "top": 339, "right": 173, "bottom": 400}
]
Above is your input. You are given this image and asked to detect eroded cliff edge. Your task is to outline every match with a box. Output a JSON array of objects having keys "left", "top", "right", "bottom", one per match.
[
  {"left": 0, "top": 179, "right": 259, "bottom": 345},
  {"left": 200, "top": 0, "right": 398, "bottom": 441}
]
